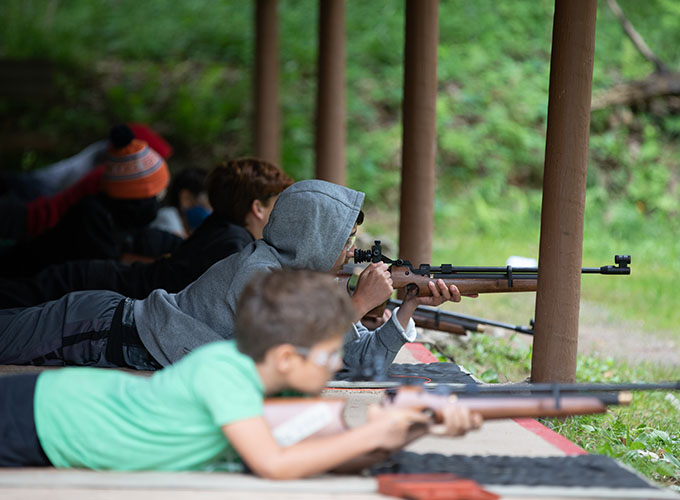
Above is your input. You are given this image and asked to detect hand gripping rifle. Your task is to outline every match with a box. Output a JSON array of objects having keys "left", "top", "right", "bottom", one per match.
[
  {"left": 263, "top": 381, "right": 679, "bottom": 447},
  {"left": 341, "top": 240, "right": 630, "bottom": 317}
]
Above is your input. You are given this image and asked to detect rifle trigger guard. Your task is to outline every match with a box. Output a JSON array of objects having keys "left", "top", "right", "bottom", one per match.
[{"left": 506, "top": 265, "right": 513, "bottom": 288}]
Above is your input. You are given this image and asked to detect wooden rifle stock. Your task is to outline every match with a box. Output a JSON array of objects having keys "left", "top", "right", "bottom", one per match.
[
  {"left": 336, "top": 271, "right": 537, "bottom": 299},
  {"left": 408, "top": 314, "right": 469, "bottom": 336},
  {"left": 388, "top": 387, "right": 631, "bottom": 421},
  {"left": 385, "top": 299, "right": 536, "bottom": 336},
  {"left": 262, "top": 387, "right": 632, "bottom": 446},
  {"left": 390, "top": 269, "right": 538, "bottom": 296},
  {"left": 384, "top": 299, "right": 484, "bottom": 336}
]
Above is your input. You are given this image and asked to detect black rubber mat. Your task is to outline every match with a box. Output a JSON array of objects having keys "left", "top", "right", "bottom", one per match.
[
  {"left": 370, "top": 452, "right": 654, "bottom": 489},
  {"left": 387, "top": 363, "right": 477, "bottom": 384},
  {"left": 335, "top": 362, "right": 477, "bottom": 384}
]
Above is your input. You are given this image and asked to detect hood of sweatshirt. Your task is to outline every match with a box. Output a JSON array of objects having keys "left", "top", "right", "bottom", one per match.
[
  {"left": 134, "top": 179, "right": 365, "bottom": 365},
  {"left": 262, "top": 179, "right": 365, "bottom": 272}
]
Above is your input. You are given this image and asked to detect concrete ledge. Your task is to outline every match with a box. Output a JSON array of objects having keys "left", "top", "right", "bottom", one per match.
[{"left": 0, "top": 469, "right": 377, "bottom": 493}]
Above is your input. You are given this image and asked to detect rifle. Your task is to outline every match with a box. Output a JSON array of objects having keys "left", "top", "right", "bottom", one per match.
[
  {"left": 385, "top": 298, "right": 534, "bottom": 336},
  {"left": 263, "top": 381, "right": 679, "bottom": 447},
  {"left": 340, "top": 241, "right": 630, "bottom": 317}
]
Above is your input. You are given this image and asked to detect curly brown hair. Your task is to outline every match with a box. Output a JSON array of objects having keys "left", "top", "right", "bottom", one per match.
[
  {"left": 206, "top": 157, "right": 293, "bottom": 225},
  {"left": 235, "top": 270, "right": 355, "bottom": 362}
]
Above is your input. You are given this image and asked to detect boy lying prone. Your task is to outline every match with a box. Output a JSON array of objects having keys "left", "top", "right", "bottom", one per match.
[{"left": 0, "top": 269, "right": 481, "bottom": 478}]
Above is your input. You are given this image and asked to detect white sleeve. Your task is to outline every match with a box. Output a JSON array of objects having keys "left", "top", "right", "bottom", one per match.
[{"left": 390, "top": 307, "right": 417, "bottom": 342}]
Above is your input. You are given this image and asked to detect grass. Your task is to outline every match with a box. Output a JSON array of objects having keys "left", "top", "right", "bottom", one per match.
[{"left": 426, "top": 332, "right": 680, "bottom": 489}]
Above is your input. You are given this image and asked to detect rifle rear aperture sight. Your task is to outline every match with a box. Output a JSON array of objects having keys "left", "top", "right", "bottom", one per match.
[{"left": 354, "top": 240, "right": 389, "bottom": 264}]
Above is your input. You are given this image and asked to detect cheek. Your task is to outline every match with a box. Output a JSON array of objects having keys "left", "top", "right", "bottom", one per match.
[{"left": 294, "top": 366, "right": 329, "bottom": 393}]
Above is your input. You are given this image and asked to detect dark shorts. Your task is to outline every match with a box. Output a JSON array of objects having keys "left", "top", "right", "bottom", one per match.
[{"left": 0, "top": 373, "right": 51, "bottom": 467}]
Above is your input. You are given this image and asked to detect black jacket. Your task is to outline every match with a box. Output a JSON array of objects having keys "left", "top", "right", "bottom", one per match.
[
  {"left": 0, "top": 195, "right": 182, "bottom": 278},
  {"left": 0, "top": 214, "right": 254, "bottom": 308}
]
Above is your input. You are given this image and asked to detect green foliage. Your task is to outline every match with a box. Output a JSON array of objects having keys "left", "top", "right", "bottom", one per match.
[
  {"left": 438, "top": 334, "right": 532, "bottom": 383},
  {"left": 544, "top": 360, "right": 680, "bottom": 488},
  {"left": 438, "top": 333, "right": 680, "bottom": 488},
  {"left": 2, "top": 0, "right": 679, "bottom": 213}
]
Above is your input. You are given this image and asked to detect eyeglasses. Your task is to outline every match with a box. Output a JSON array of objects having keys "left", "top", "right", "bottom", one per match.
[
  {"left": 343, "top": 233, "right": 357, "bottom": 252},
  {"left": 293, "top": 346, "right": 343, "bottom": 368}
]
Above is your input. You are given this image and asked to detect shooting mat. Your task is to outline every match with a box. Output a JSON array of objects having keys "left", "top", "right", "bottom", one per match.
[
  {"left": 370, "top": 452, "right": 656, "bottom": 489},
  {"left": 333, "top": 362, "right": 477, "bottom": 385}
]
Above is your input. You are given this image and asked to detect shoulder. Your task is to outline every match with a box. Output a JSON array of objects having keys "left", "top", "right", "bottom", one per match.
[
  {"left": 182, "top": 341, "right": 264, "bottom": 399},
  {"left": 183, "top": 341, "right": 256, "bottom": 376},
  {"left": 175, "top": 218, "right": 252, "bottom": 256}
]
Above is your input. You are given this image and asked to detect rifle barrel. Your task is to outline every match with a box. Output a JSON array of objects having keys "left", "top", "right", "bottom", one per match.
[{"left": 438, "top": 381, "right": 680, "bottom": 395}]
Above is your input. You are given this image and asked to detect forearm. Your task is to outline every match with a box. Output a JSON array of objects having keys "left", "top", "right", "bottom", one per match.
[
  {"left": 395, "top": 300, "right": 418, "bottom": 330},
  {"left": 351, "top": 293, "right": 375, "bottom": 322},
  {"left": 256, "top": 421, "right": 386, "bottom": 480},
  {"left": 341, "top": 322, "right": 407, "bottom": 373},
  {"left": 331, "top": 425, "right": 428, "bottom": 474}
]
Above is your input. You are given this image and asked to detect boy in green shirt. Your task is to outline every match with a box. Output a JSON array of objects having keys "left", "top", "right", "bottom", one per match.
[{"left": 0, "top": 269, "right": 481, "bottom": 478}]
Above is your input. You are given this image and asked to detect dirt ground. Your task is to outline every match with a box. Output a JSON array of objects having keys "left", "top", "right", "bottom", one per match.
[
  {"left": 421, "top": 299, "right": 678, "bottom": 369},
  {"left": 576, "top": 300, "right": 678, "bottom": 367}
]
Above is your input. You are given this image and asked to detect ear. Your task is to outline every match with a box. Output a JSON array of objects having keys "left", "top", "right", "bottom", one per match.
[
  {"left": 251, "top": 198, "right": 267, "bottom": 221},
  {"left": 269, "top": 344, "right": 299, "bottom": 374}
]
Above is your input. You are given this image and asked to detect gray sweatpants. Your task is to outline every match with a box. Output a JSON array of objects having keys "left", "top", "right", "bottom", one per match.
[{"left": 0, "top": 290, "right": 124, "bottom": 366}]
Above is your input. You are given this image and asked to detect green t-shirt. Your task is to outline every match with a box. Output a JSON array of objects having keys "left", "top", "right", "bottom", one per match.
[{"left": 34, "top": 341, "right": 263, "bottom": 470}]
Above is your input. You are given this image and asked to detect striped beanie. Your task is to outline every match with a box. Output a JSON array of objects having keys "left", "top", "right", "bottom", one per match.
[{"left": 101, "top": 124, "right": 170, "bottom": 200}]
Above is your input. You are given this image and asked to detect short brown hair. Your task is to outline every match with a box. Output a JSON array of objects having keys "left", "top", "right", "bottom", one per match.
[
  {"left": 206, "top": 157, "right": 293, "bottom": 225},
  {"left": 235, "top": 270, "right": 355, "bottom": 362}
]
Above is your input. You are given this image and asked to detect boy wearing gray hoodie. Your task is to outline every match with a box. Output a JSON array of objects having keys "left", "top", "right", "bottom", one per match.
[{"left": 0, "top": 180, "right": 460, "bottom": 371}]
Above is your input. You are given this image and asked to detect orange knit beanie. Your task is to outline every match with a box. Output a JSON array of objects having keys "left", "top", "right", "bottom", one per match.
[{"left": 101, "top": 124, "right": 170, "bottom": 200}]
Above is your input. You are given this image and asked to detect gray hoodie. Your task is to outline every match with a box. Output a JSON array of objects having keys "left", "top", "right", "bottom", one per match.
[{"left": 134, "top": 179, "right": 412, "bottom": 368}]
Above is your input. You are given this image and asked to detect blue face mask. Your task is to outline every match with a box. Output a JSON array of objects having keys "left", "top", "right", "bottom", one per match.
[{"left": 184, "top": 205, "right": 211, "bottom": 231}]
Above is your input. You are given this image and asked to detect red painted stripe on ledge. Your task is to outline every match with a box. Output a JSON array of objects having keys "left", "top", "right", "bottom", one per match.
[
  {"left": 405, "top": 342, "right": 587, "bottom": 456},
  {"left": 405, "top": 342, "right": 438, "bottom": 363},
  {"left": 513, "top": 418, "right": 588, "bottom": 455}
]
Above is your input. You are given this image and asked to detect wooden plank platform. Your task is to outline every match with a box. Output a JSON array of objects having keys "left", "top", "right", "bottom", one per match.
[{"left": 1, "top": 341, "right": 678, "bottom": 499}]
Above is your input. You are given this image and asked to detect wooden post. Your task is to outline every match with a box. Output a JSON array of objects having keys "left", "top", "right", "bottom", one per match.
[
  {"left": 398, "top": 0, "right": 439, "bottom": 266},
  {"left": 254, "top": 0, "right": 280, "bottom": 165},
  {"left": 315, "top": 0, "right": 346, "bottom": 185},
  {"left": 531, "top": 0, "right": 598, "bottom": 382}
]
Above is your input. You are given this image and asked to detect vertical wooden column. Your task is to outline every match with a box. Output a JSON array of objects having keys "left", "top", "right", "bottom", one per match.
[
  {"left": 531, "top": 0, "right": 598, "bottom": 382},
  {"left": 254, "top": 0, "right": 280, "bottom": 165},
  {"left": 398, "top": 0, "right": 439, "bottom": 266},
  {"left": 315, "top": 0, "right": 346, "bottom": 185}
]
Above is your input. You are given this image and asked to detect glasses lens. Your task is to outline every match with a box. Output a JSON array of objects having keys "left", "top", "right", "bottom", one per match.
[{"left": 295, "top": 346, "right": 343, "bottom": 368}]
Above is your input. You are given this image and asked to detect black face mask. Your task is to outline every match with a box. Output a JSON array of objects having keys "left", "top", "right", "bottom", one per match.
[{"left": 101, "top": 195, "right": 160, "bottom": 230}]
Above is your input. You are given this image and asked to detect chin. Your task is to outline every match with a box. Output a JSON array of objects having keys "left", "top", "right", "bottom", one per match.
[{"left": 305, "top": 383, "right": 326, "bottom": 396}]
